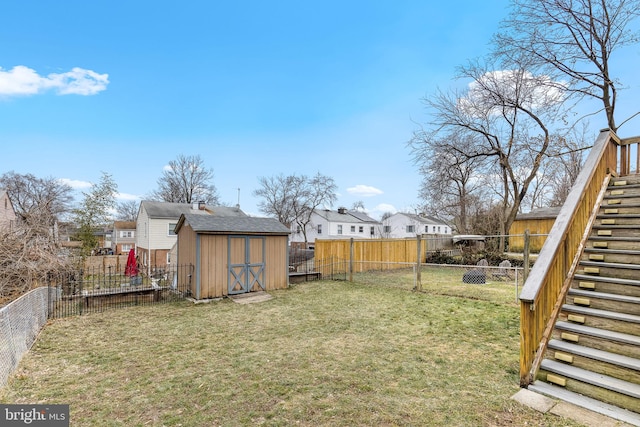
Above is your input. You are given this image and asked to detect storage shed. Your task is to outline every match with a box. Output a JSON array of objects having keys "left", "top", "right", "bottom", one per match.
[
  {"left": 175, "top": 214, "right": 290, "bottom": 299},
  {"left": 509, "top": 207, "right": 560, "bottom": 252}
]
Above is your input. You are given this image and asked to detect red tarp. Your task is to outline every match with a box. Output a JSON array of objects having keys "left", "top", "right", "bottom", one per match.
[{"left": 125, "top": 249, "right": 138, "bottom": 277}]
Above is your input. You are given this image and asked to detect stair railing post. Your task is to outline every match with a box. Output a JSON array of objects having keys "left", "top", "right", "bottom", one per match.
[{"left": 523, "top": 229, "right": 530, "bottom": 283}]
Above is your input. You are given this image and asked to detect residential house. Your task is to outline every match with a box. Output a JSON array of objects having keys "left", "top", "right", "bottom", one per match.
[
  {"left": 135, "top": 200, "right": 247, "bottom": 269},
  {"left": 290, "top": 207, "right": 381, "bottom": 248},
  {"left": 112, "top": 221, "right": 137, "bottom": 255},
  {"left": 383, "top": 212, "right": 452, "bottom": 239},
  {"left": 0, "top": 190, "right": 16, "bottom": 230}
]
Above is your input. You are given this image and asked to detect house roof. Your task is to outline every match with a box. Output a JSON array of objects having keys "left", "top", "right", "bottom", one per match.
[
  {"left": 396, "top": 212, "right": 449, "bottom": 226},
  {"left": 348, "top": 210, "right": 380, "bottom": 223},
  {"left": 176, "top": 214, "right": 290, "bottom": 235},
  {"left": 113, "top": 221, "right": 136, "bottom": 230},
  {"left": 140, "top": 201, "right": 246, "bottom": 219},
  {"left": 315, "top": 209, "right": 380, "bottom": 224}
]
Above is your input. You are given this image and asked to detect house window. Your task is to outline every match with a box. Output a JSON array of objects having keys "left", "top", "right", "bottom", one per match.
[
  {"left": 383, "top": 225, "right": 391, "bottom": 233},
  {"left": 350, "top": 225, "right": 356, "bottom": 232},
  {"left": 120, "top": 231, "right": 134, "bottom": 238},
  {"left": 168, "top": 223, "right": 177, "bottom": 236},
  {"left": 296, "top": 225, "right": 302, "bottom": 234},
  {"left": 122, "top": 244, "right": 132, "bottom": 252},
  {"left": 370, "top": 226, "right": 374, "bottom": 236},
  {"left": 359, "top": 226, "right": 364, "bottom": 233},
  {"left": 317, "top": 224, "right": 322, "bottom": 234},
  {"left": 167, "top": 252, "right": 171, "bottom": 264},
  {"left": 444, "top": 227, "right": 448, "bottom": 234},
  {"left": 425, "top": 225, "right": 428, "bottom": 233},
  {"left": 406, "top": 225, "right": 415, "bottom": 233},
  {"left": 337, "top": 225, "right": 342, "bottom": 234},
  {"left": 437, "top": 226, "right": 441, "bottom": 233}
]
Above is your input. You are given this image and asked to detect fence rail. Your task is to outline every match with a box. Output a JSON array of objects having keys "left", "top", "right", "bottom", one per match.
[{"left": 47, "top": 264, "right": 194, "bottom": 318}]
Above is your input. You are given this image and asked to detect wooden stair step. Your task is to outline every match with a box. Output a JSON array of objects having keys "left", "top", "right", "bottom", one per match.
[
  {"left": 589, "top": 236, "right": 640, "bottom": 242},
  {"left": 599, "top": 202, "right": 640, "bottom": 209},
  {"left": 540, "top": 359, "right": 640, "bottom": 402},
  {"left": 528, "top": 380, "right": 640, "bottom": 426},
  {"left": 603, "top": 193, "right": 640, "bottom": 199},
  {"left": 573, "top": 274, "right": 640, "bottom": 298},
  {"left": 580, "top": 260, "right": 640, "bottom": 271},
  {"left": 563, "top": 302, "right": 639, "bottom": 325},
  {"left": 569, "top": 288, "right": 640, "bottom": 304},
  {"left": 555, "top": 321, "right": 640, "bottom": 347},
  {"left": 584, "top": 248, "right": 640, "bottom": 256},
  {"left": 574, "top": 274, "right": 640, "bottom": 287},
  {"left": 597, "top": 214, "right": 640, "bottom": 219},
  {"left": 548, "top": 339, "right": 640, "bottom": 373},
  {"left": 593, "top": 224, "right": 640, "bottom": 229}
]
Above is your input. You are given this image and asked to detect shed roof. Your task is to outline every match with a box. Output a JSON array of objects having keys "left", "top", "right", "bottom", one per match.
[
  {"left": 176, "top": 214, "right": 290, "bottom": 235},
  {"left": 140, "top": 201, "right": 246, "bottom": 219},
  {"left": 515, "top": 207, "right": 561, "bottom": 220}
]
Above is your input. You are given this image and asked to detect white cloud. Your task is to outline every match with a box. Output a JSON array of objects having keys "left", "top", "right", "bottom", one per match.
[
  {"left": 0, "top": 65, "right": 109, "bottom": 97},
  {"left": 460, "top": 69, "right": 565, "bottom": 116},
  {"left": 364, "top": 203, "right": 397, "bottom": 220},
  {"left": 59, "top": 178, "right": 93, "bottom": 190},
  {"left": 346, "top": 184, "right": 384, "bottom": 197}
]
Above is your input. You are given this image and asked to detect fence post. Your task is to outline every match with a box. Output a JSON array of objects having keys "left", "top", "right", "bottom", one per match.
[
  {"left": 523, "top": 229, "right": 530, "bottom": 282},
  {"left": 415, "top": 234, "right": 422, "bottom": 291},
  {"left": 349, "top": 238, "right": 354, "bottom": 282}
]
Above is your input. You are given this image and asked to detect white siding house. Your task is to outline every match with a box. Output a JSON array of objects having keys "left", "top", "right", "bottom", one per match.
[
  {"left": 383, "top": 213, "right": 452, "bottom": 239},
  {"left": 0, "top": 191, "right": 16, "bottom": 230},
  {"left": 135, "top": 200, "right": 247, "bottom": 269},
  {"left": 290, "top": 208, "right": 381, "bottom": 248}
]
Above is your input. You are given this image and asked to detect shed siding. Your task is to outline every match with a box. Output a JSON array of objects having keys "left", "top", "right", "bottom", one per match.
[
  {"left": 264, "top": 235, "right": 288, "bottom": 290},
  {"left": 199, "top": 234, "right": 227, "bottom": 299},
  {"left": 509, "top": 218, "right": 556, "bottom": 252}
]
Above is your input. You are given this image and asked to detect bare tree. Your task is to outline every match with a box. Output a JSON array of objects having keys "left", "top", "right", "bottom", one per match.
[
  {"left": 253, "top": 172, "right": 337, "bottom": 244},
  {"left": 351, "top": 200, "right": 366, "bottom": 212},
  {"left": 411, "top": 60, "right": 567, "bottom": 250},
  {"left": 413, "top": 132, "right": 486, "bottom": 234},
  {"left": 253, "top": 174, "right": 301, "bottom": 226},
  {"left": 116, "top": 200, "right": 140, "bottom": 221},
  {"left": 151, "top": 154, "right": 219, "bottom": 204},
  {"left": 0, "top": 223, "right": 74, "bottom": 303},
  {"left": 0, "top": 171, "right": 73, "bottom": 228},
  {"left": 494, "top": 0, "right": 640, "bottom": 132}
]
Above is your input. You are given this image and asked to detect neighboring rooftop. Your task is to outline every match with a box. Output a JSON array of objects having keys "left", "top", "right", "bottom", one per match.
[{"left": 140, "top": 201, "right": 247, "bottom": 219}]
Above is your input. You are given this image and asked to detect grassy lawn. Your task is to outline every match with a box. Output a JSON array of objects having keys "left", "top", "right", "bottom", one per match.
[{"left": 0, "top": 273, "right": 582, "bottom": 426}]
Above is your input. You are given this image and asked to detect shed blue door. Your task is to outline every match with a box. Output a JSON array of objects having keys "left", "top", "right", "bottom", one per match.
[{"left": 228, "top": 236, "right": 265, "bottom": 295}]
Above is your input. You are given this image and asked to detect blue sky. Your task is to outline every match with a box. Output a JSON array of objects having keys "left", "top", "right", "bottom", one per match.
[{"left": 2, "top": 1, "right": 639, "bottom": 219}]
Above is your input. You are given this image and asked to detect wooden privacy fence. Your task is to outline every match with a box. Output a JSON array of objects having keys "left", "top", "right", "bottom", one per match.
[{"left": 315, "top": 236, "right": 453, "bottom": 273}]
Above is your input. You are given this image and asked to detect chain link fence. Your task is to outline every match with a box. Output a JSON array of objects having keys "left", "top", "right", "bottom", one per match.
[{"left": 0, "top": 287, "right": 56, "bottom": 387}]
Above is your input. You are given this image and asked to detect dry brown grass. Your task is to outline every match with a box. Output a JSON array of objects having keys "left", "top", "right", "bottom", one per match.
[{"left": 0, "top": 274, "right": 584, "bottom": 426}]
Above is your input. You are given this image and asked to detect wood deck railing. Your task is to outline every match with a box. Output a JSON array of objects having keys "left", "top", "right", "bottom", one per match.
[{"left": 519, "top": 129, "right": 630, "bottom": 386}]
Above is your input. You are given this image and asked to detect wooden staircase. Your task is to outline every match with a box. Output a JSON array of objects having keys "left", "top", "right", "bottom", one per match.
[{"left": 528, "top": 175, "right": 640, "bottom": 425}]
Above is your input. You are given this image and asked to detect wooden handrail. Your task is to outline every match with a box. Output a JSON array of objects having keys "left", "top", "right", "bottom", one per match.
[{"left": 519, "top": 129, "right": 620, "bottom": 386}]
